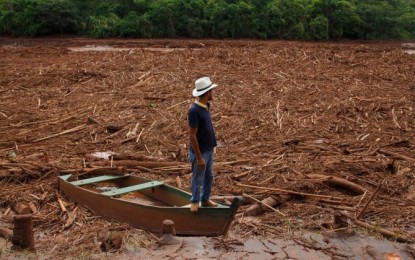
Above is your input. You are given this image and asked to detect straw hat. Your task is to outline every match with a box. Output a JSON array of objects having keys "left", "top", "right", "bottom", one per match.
[{"left": 192, "top": 77, "right": 218, "bottom": 97}]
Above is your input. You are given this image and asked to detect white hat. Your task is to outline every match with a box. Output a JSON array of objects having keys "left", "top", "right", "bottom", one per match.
[{"left": 192, "top": 77, "right": 218, "bottom": 97}]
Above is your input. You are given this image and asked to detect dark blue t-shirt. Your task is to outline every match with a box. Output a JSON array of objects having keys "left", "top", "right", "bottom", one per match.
[{"left": 188, "top": 103, "right": 217, "bottom": 153}]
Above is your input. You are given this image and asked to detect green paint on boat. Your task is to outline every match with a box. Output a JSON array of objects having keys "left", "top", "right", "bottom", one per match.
[
  {"left": 101, "top": 181, "right": 164, "bottom": 196},
  {"left": 70, "top": 175, "right": 126, "bottom": 186}
]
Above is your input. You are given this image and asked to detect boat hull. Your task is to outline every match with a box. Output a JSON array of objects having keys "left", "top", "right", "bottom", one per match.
[{"left": 58, "top": 175, "right": 242, "bottom": 236}]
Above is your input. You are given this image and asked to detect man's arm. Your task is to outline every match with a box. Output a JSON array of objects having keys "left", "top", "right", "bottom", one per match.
[{"left": 189, "top": 127, "right": 205, "bottom": 169}]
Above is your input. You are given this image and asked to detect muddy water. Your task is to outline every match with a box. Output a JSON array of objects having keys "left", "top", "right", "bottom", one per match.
[
  {"left": 2, "top": 231, "right": 413, "bottom": 259},
  {"left": 153, "top": 232, "right": 414, "bottom": 259}
]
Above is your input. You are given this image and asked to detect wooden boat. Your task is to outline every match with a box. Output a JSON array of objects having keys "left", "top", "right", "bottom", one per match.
[{"left": 58, "top": 174, "right": 243, "bottom": 236}]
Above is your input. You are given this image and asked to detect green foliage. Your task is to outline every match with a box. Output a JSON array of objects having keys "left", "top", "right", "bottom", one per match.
[
  {"left": 397, "top": 10, "right": 415, "bottom": 38},
  {"left": 309, "top": 0, "right": 360, "bottom": 39},
  {"left": 0, "top": 0, "right": 414, "bottom": 40},
  {"left": 0, "top": 0, "right": 80, "bottom": 36},
  {"left": 88, "top": 13, "right": 122, "bottom": 38},
  {"left": 206, "top": 0, "right": 261, "bottom": 38},
  {"left": 260, "top": 1, "right": 283, "bottom": 38},
  {"left": 310, "top": 14, "right": 329, "bottom": 40},
  {"left": 279, "top": 0, "right": 307, "bottom": 39},
  {"left": 356, "top": 0, "right": 414, "bottom": 39}
]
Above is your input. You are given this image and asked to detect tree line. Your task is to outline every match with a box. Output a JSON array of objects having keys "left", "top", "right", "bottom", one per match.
[{"left": 0, "top": 0, "right": 414, "bottom": 40}]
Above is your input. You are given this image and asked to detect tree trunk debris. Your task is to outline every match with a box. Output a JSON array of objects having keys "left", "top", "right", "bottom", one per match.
[
  {"left": 307, "top": 174, "right": 366, "bottom": 195},
  {"left": 12, "top": 214, "right": 35, "bottom": 250}
]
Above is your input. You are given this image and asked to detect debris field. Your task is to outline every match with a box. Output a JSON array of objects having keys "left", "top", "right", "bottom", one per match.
[{"left": 0, "top": 37, "right": 415, "bottom": 256}]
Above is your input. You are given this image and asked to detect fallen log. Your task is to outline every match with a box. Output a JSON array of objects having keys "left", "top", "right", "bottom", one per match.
[
  {"left": 243, "top": 194, "right": 287, "bottom": 217},
  {"left": 33, "top": 124, "right": 87, "bottom": 143},
  {"left": 307, "top": 174, "right": 366, "bottom": 195},
  {"left": 236, "top": 183, "right": 342, "bottom": 200},
  {"left": 340, "top": 211, "right": 413, "bottom": 243},
  {"left": 354, "top": 219, "right": 412, "bottom": 243},
  {"left": 378, "top": 148, "right": 415, "bottom": 164}
]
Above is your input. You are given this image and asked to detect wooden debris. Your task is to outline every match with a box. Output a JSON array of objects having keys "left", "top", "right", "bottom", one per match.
[
  {"left": 64, "top": 207, "right": 78, "bottom": 229},
  {"left": 175, "top": 176, "right": 182, "bottom": 188},
  {"left": 12, "top": 214, "right": 35, "bottom": 250},
  {"left": 33, "top": 124, "right": 87, "bottom": 143},
  {"left": 159, "top": 219, "right": 181, "bottom": 245},
  {"left": 322, "top": 211, "right": 348, "bottom": 230},
  {"left": 100, "top": 232, "right": 123, "bottom": 252},
  {"left": 340, "top": 211, "right": 413, "bottom": 243},
  {"left": 211, "top": 195, "right": 249, "bottom": 204},
  {"left": 378, "top": 148, "right": 415, "bottom": 164},
  {"left": 0, "top": 227, "right": 13, "bottom": 239},
  {"left": 4, "top": 207, "right": 11, "bottom": 216},
  {"left": 2, "top": 39, "right": 415, "bottom": 252},
  {"left": 162, "top": 219, "right": 176, "bottom": 235},
  {"left": 307, "top": 174, "right": 366, "bottom": 195},
  {"left": 96, "top": 125, "right": 128, "bottom": 143},
  {"left": 237, "top": 183, "right": 342, "bottom": 200},
  {"left": 233, "top": 171, "right": 251, "bottom": 180},
  {"left": 12, "top": 203, "right": 32, "bottom": 215},
  {"left": 317, "top": 198, "right": 354, "bottom": 207},
  {"left": 243, "top": 194, "right": 286, "bottom": 217},
  {"left": 88, "top": 160, "right": 183, "bottom": 169},
  {"left": 28, "top": 202, "right": 37, "bottom": 214},
  {"left": 355, "top": 179, "right": 385, "bottom": 219},
  {"left": 78, "top": 166, "right": 127, "bottom": 177},
  {"left": 57, "top": 198, "right": 67, "bottom": 213}
]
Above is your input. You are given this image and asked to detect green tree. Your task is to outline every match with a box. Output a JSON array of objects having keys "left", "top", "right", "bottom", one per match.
[
  {"left": 206, "top": 0, "right": 260, "bottom": 38},
  {"left": 356, "top": 0, "right": 411, "bottom": 39},
  {"left": 309, "top": 0, "right": 360, "bottom": 39},
  {"left": 261, "top": 0, "right": 284, "bottom": 38},
  {"left": 32, "top": 0, "right": 80, "bottom": 35},
  {"left": 309, "top": 14, "right": 329, "bottom": 40},
  {"left": 397, "top": 9, "right": 415, "bottom": 38},
  {"left": 89, "top": 13, "right": 122, "bottom": 38},
  {"left": 279, "top": 0, "right": 308, "bottom": 39}
]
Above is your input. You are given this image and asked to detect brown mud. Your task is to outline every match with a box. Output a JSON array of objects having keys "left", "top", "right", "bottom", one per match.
[{"left": 0, "top": 37, "right": 414, "bottom": 258}]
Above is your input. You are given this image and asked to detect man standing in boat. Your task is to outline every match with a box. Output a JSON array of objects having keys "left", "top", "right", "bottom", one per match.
[{"left": 188, "top": 76, "right": 219, "bottom": 212}]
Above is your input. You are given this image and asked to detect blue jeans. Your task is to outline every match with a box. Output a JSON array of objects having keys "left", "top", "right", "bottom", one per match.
[{"left": 189, "top": 149, "right": 214, "bottom": 203}]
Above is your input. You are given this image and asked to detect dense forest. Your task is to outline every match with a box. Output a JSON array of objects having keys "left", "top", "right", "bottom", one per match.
[{"left": 0, "top": 0, "right": 414, "bottom": 40}]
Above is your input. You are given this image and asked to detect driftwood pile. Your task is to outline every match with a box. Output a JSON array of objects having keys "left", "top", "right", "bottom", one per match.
[{"left": 0, "top": 38, "right": 415, "bottom": 255}]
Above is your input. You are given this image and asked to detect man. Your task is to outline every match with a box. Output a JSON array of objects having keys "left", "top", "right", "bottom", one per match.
[{"left": 188, "top": 76, "right": 219, "bottom": 212}]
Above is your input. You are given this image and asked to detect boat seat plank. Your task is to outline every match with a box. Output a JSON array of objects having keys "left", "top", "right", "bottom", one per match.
[
  {"left": 71, "top": 175, "right": 126, "bottom": 186},
  {"left": 101, "top": 181, "right": 164, "bottom": 196}
]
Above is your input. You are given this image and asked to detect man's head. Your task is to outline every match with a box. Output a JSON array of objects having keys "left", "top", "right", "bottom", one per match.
[{"left": 192, "top": 77, "right": 217, "bottom": 98}]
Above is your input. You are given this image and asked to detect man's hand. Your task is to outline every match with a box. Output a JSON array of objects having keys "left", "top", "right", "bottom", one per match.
[
  {"left": 189, "top": 126, "right": 205, "bottom": 169},
  {"left": 197, "top": 157, "right": 206, "bottom": 169}
]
